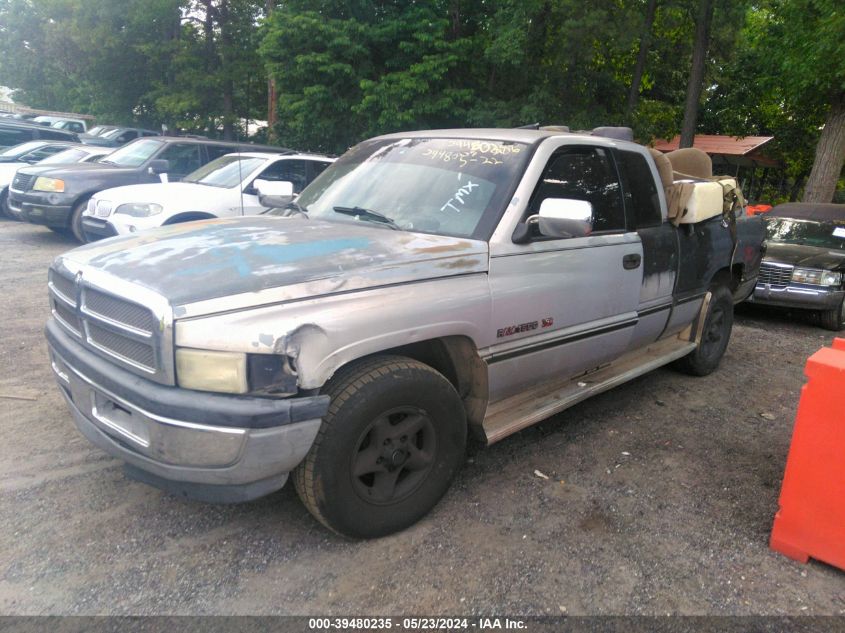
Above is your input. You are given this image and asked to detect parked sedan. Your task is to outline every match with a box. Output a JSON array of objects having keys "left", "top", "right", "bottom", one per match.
[
  {"left": 748, "top": 202, "right": 845, "bottom": 330},
  {"left": 82, "top": 151, "right": 333, "bottom": 240}
]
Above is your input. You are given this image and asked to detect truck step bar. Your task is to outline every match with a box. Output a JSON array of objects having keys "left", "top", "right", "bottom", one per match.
[{"left": 482, "top": 335, "right": 697, "bottom": 444}]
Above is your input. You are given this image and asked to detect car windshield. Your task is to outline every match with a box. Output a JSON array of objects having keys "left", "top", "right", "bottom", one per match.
[
  {"left": 39, "top": 148, "right": 88, "bottom": 164},
  {"left": 100, "top": 139, "right": 162, "bottom": 167},
  {"left": 182, "top": 155, "right": 266, "bottom": 188},
  {"left": 0, "top": 141, "right": 44, "bottom": 158},
  {"left": 765, "top": 217, "right": 845, "bottom": 250},
  {"left": 87, "top": 126, "right": 108, "bottom": 136},
  {"left": 101, "top": 128, "right": 126, "bottom": 139},
  {"left": 280, "top": 137, "right": 530, "bottom": 238}
]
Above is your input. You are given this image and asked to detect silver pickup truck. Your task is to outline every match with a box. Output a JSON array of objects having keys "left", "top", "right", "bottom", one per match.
[{"left": 45, "top": 128, "right": 764, "bottom": 537}]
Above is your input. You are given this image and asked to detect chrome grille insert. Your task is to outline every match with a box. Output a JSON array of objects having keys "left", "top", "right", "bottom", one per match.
[
  {"left": 758, "top": 262, "right": 794, "bottom": 288},
  {"left": 84, "top": 287, "right": 155, "bottom": 334},
  {"left": 53, "top": 300, "right": 81, "bottom": 335},
  {"left": 87, "top": 322, "right": 156, "bottom": 370},
  {"left": 49, "top": 270, "right": 77, "bottom": 303},
  {"left": 95, "top": 200, "right": 112, "bottom": 217}
]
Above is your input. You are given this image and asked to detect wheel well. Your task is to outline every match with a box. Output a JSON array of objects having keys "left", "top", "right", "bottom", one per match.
[
  {"left": 711, "top": 264, "right": 743, "bottom": 291},
  {"left": 369, "top": 336, "right": 488, "bottom": 429},
  {"left": 163, "top": 212, "right": 216, "bottom": 225}
]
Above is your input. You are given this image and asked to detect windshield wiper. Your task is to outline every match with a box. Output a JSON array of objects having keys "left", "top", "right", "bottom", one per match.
[{"left": 333, "top": 205, "right": 400, "bottom": 230}]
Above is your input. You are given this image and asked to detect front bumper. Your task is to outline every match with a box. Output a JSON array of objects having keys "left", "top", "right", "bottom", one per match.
[
  {"left": 81, "top": 216, "right": 118, "bottom": 241},
  {"left": 46, "top": 318, "right": 329, "bottom": 502},
  {"left": 749, "top": 283, "right": 845, "bottom": 311},
  {"left": 10, "top": 189, "right": 74, "bottom": 228}
]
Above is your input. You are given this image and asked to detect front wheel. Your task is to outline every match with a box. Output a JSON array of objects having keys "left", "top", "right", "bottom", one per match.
[
  {"left": 69, "top": 198, "right": 90, "bottom": 243},
  {"left": 820, "top": 298, "right": 845, "bottom": 331},
  {"left": 293, "top": 356, "right": 467, "bottom": 538},
  {"left": 674, "top": 285, "right": 734, "bottom": 376}
]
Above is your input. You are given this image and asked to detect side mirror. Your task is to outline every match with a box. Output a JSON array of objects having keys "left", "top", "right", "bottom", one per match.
[
  {"left": 147, "top": 159, "right": 169, "bottom": 175},
  {"left": 537, "top": 198, "right": 593, "bottom": 238},
  {"left": 254, "top": 179, "right": 295, "bottom": 208}
]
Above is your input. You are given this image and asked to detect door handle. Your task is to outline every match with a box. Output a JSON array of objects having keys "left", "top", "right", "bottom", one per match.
[{"left": 623, "top": 253, "right": 641, "bottom": 270}]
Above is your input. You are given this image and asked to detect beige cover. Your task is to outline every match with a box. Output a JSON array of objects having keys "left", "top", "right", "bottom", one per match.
[{"left": 676, "top": 181, "right": 725, "bottom": 224}]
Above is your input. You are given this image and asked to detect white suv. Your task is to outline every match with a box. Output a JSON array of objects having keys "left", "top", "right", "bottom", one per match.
[{"left": 81, "top": 152, "right": 333, "bottom": 241}]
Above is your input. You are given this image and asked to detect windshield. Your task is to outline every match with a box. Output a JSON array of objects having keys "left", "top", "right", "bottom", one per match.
[
  {"left": 0, "top": 141, "right": 44, "bottom": 157},
  {"left": 39, "top": 148, "right": 88, "bottom": 164},
  {"left": 282, "top": 137, "right": 529, "bottom": 238},
  {"left": 101, "top": 138, "right": 162, "bottom": 167},
  {"left": 182, "top": 155, "right": 266, "bottom": 188},
  {"left": 87, "top": 126, "right": 108, "bottom": 136},
  {"left": 101, "top": 128, "right": 126, "bottom": 139},
  {"left": 765, "top": 217, "right": 845, "bottom": 250}
]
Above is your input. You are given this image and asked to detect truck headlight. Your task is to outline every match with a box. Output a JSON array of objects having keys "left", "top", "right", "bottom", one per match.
[
  {"left": 176, "top": 349, "right": 248, "bottom": 394},
  {"left": 33, "top": 177, "right": 65, "bottom": 193},
  {"left": 791, "top": 268, "right": 841, "bottom": 286},
  {"left": 115, "top": 202, "right": 163, "bottom": 217}
]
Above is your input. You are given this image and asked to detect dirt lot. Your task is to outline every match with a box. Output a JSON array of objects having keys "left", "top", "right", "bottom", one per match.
[{"left": 1, "top": 217, "right": 844, "bottom": 616}]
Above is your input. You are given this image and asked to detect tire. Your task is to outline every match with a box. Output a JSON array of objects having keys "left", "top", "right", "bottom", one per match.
[
  {"left": 293, "top": 355, "right": 467, "bottom": 539},
  {"left": 820, "top": 298, "right": 845, "bottom": 331},
  {"left": 69, "top": 198, "right": 90, "bottom": 243},
  {"left": 674, "top": 285, "right": 734, "bottom": 376},
  {"left": 0, "top": 188, "right": 9, "bottom": 219}
]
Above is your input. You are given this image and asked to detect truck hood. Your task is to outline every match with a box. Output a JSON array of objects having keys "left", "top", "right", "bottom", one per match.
[
  {"left": 94, "top": 182, "right": 221, "bottom": 208},
  {"left": 59, "top": 216, "right": 489, "bottom": 311},
  {"left": 764, "top": 242, "right": 845, "bottom": 271}
]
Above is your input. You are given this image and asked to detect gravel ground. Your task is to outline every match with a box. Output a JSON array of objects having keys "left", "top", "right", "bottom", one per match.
[{"left": 1, "top": 217, "right": 844, "bottom": 616}]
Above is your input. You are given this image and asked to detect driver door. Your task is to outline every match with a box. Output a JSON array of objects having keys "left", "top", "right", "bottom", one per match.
[{"left": 486, "top": 146, "right": 643, "bottom": 402}]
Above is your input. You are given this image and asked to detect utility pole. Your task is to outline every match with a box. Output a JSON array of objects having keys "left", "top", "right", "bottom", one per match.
[{"left": 267, "top": 0, "right": 278, "bottom": 143}]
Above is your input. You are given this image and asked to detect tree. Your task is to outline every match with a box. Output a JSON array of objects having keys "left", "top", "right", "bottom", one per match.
[{"left": 679, "top": 0, "right": 714, "bottom": 147}]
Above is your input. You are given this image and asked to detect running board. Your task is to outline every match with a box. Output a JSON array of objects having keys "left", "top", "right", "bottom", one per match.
[{"left": 482, "top": 336, "right": 697, "bottom": 444}]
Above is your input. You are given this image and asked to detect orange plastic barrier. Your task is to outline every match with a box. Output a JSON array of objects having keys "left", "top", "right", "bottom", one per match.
[
  {"left": 746, "top": 204, "right": 773, "bottom": 216},
  {"left": 770, "top": 337, "right": 845, "bottom": 570}
]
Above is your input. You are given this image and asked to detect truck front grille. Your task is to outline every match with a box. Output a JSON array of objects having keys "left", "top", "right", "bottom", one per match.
[
  {"left": 48, "top": 268, "right": 166, "bottom": 378},
  {"left": 758, "top": 262, "right": 794, "bottom": 288},
  {"left": 11, "top": 172, "right": 34, "bottom": 192}
]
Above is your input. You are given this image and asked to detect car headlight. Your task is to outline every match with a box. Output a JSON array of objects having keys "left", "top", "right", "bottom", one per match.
[
  {"left": 33, "top": 177, "right": 65, "bottom": 193},
  {"left": 791, "top": 268, "right": 842, "bottom": 286},
  {"left": 176, "top": 349, "right": 248, "bottom": 394},
  {"left": 115, "top": 202, "right": 163, "bottom": 217}
]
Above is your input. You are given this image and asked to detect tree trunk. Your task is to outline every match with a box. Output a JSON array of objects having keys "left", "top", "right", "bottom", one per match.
[
  {"left": 679, "top": 0, "right": 714, "bottom": 148},
  {"left": 266, "top": 0, "right": 278, "bottom": 140},
  {"left": 626, "top": 0, "right": 658, "bottom": 120},
  {"left": 803, "top": 93, "right": 845, "bottom": 203}
]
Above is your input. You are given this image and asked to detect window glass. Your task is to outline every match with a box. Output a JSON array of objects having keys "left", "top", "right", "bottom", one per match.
[
  {"left": 617, "top": 150, "right": 662, "bottom": 228},
  {"left": 101, "top": 139, "right": 163, "bottom": 167},
  {"left": 39, "top": 128, "right": 75, "bottom": 141},
  {"left": 529, "top": 147, "right": 625, "bottom": 233},
  {"left": 158, "top": 143, "right": 203, "bottom": 175},
  {"left": 39, "top": 148, "right": 88, "bottom": 164},
  {"left": 309, "top": 160, "right": 331, "bottom": 180},
  {"left": 183, "top": 155, "right": 266, "bottom": 187},
  {"left": 256, "top": 159, "right": 309, "bottom": 192},
  {"left": 22, "top": 145, "right": 67, "bottom": 162},
  {"left": 0, "top": 140, "right": 42, "bottom": 156},
  {"left": 206, "top": 144, "right": 238, "bottom": 161}
]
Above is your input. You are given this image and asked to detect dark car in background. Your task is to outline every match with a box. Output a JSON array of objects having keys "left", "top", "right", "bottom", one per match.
[
  {"left": 9, "top": 136, "right": 287, "bottom": 240},
  {"left": 748, "top": 202, "right": 845, "bottom": 330},
  {"left": 79, "top": 126, "right": 160, "bottom": 148},
  {"left": 0, "top": 121, "right": 79, "bottom": 149}
]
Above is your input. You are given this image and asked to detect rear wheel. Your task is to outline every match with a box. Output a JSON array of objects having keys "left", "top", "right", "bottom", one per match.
[
  {"left": 674, "top": 284, "right": 734, "bottom": 376},
  {"left": 69, "top": 198, "right": 90, "bottom": 243},
  {"left": 820, "top": 298, "right": 845, "bottom": 331},
  {"left": 0, "top": 188, "right": 11, "bottom": 219},
  {"left": 293, "top": 355, "right": 467, "bottom": 538}
]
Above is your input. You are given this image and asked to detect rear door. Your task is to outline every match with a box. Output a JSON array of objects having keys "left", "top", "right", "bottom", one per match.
[
  {"left": 486, "top": 145, "right": 643, "bottom": 402},
  {"left": 615, "top": 148, "right": 678, "bottom": 349}
]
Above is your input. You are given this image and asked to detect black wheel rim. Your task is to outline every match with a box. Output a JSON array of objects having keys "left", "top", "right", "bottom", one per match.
[
  {"left": 350, "top": 406, "right": 437, "bottom": 505},
  {"left": 701, "top": 303, "right": 726, "bottom": 357}
]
